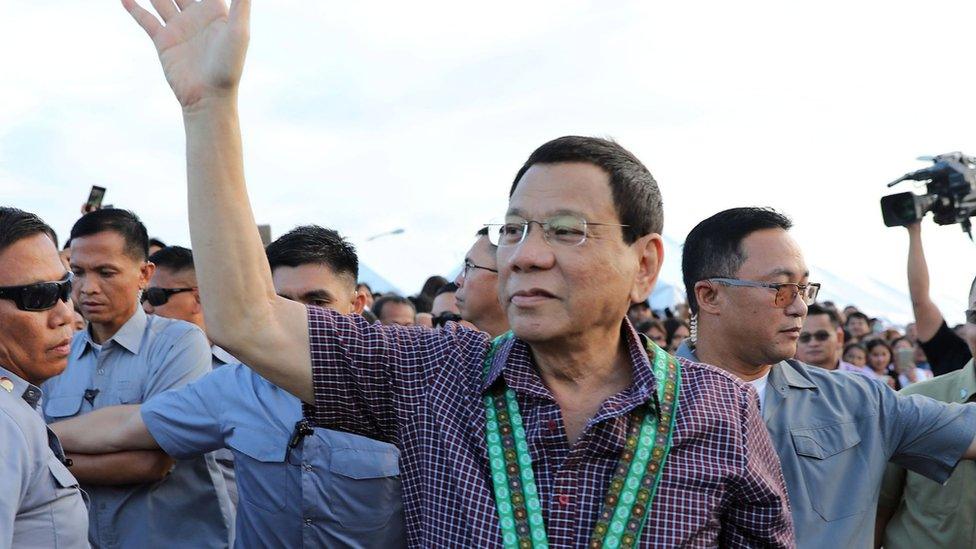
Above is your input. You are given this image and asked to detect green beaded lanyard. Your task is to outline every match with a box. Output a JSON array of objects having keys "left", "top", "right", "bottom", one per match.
[{"left": 483, "top": 333, "right": 681, "bottom": 549}]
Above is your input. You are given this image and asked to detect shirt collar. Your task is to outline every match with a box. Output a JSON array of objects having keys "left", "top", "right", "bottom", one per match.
[
  {"left": 476, "top": 319, "right": 657, "bottom": 407},
  {"left": 0, "top": 365, "right": 43, "bottom": 410},
  {"left": 675, "top": 341, "right": 817, "bottom": 390},
  {"left": 211, "top": 345, "right": 238, "bottom": 366},
  {"left": 77, "top": 307, "right": 147, "bottom": 356}
]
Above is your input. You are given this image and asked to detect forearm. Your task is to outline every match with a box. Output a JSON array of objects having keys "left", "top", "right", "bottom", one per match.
[
  {"left": 874, "top": 506, "right": 895, "bottom": 549},
  {"left": 906, "top": 224, "right": 943, "bottom": 339},
  {"left": 67, "top": 451, "right": 174, "bottom": 485},
  {"left": 51, "top": 405, "right": 158, "bottom": 453},
  {"left": 965, "top": 433, "right": 976, "bottom": 460}
]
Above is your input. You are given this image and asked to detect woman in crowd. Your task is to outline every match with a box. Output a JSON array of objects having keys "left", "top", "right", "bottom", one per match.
[
  {"left": 638, "top": 319, "right": 668, "bottom": 349},
  {"left": 891, "top": 337, "right": 934, "bottom": 388},
  {"left": 843, "top": 342, "right": 868, "bottom": 368},
  {"left": 866, "top": 339, "right": 898, "bottom": 389},
  {"left": 663, "top": 318, "right": 691, "bottom": 353}
]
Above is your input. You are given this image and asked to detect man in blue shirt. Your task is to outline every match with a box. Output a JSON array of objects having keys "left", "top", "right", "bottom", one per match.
[
  {"left": 0, "top": 207, "right": 89, "bottom": 548},
  {"left": 44, "top": 209, "right": 233, "bottom": 548},
  {"left": 52, "top": 225, "right": 405, "bottom": 548}
]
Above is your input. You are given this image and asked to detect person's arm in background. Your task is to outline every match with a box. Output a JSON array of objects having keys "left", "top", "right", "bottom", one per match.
[
  {"left": 875, "top": 462, "right": 907, "bottom": 548},
  {"left": 906, "top": 222, "right": 970, "bottom": 375},
  {"left": 907, "top": 222, "right": 943, "bottom": 341},
  {"left": 122, "top": 0, "right": 313, "bottom": 402}
]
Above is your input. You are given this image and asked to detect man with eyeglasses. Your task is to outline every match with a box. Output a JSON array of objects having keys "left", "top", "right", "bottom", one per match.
[
  {"left": 120, "top": 2, "right": 794, "bottom": 545},
  {"left": 0, "top": 207, "right": 89, "bottom": 548},
  {"left": 42, "top": 208, "right": 233, "bottom": 548},
  {"left": 51, "top": 225, "right": 405, "bottom": 548},
  {"left": 454, "top": 227, "right": 509, "bottom": 337},
  {"left": 795, "top": 303, "right": 873, "bottom": 377},
  {"left": 675, "top": 207, "right": 976, "bottom": 549}
]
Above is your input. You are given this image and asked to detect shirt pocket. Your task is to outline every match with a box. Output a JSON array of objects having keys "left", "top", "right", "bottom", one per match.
[
  {"left": 325, "top": 447, "right": 402, "bottom": 531},
  {"left": 48, "top": 456, "right": 80, "bottom": 489},
  {"left": 226, "top": 428, "right": 288, "bottom": 513},
  {"left": 791, "top": 421, "right": 867, "bottom": 521},
  {"left": 44, "top": 395, "right": 84, "bottom": 422}
]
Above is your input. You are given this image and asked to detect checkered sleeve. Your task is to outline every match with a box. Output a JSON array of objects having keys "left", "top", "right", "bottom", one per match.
[
  {"left": 303, "top": 305, "right": 486, "bottom": 446},
  {"left": 720, "top": 384, "right": 796, "bottom": 547}
]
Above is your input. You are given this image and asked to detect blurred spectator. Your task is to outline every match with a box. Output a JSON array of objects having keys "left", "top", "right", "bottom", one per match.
[
  {"left": 414, "top": 312, "right": 434, "bottom": 329},
  {"left": 637, "top": 319, "right": 668, "bottom": 349},
  {"left": 905, "top": 222, "right": 973, "bottom": 375},
  {"left": 891, "top": 336, "right": 933, "bottom": 388},
  {"left": 454, "top": 228, "right": 508, "bottom": 337},
  {"left": 373, "top": 295, "right": 416, "bottom": 327},
  {"left": 663, "top": 318, "right": 690, "bottom": 353},
  {"left": 627, "top": 301, "right": 653, "bottom": 326},
  {"left": 865, "top": 339, "right": 898, "bottom": 389},
  {"left": 431, "top": 282, "right": 460, "bottom": 317},
  {"left": 795, "top": 304, "right": 872, "bottom": 376},
  {"left": 843, "top": 342, "right": 868, "bottom": 368},
  {"left": 412, "top": 275, "right": 447, "bottom": 314},
  {"left": 357, "top": 282, "right": 375, "bottom": 309},
  {"left": 148, "top": 238, "right": 167, "bottom": 256},
  {"left": 845, "top": 312, "right": 872, "bottom": 343}
]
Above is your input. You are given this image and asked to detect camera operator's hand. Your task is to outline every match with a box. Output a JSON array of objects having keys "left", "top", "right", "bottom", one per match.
[{"left": 122, "top": 0, "right": 250, "bottom": 111}]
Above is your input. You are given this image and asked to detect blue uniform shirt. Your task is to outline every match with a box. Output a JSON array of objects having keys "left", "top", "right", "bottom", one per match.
[
  {"left": 676, "top": 342, "right": 976, "bottom": 549},
  {"left": 142, "top": 362, "right": 406, "bottom": 548},
  {"left": 43, "top": 308, "right": 234, "bottom": 548},
  {"left": 0, "top": 365, "right": 89, "bottom": 549}
]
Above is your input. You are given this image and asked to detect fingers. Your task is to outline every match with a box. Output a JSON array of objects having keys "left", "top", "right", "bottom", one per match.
[
  {"left": 149, "top": 0, "right": 180, "bottom": 22},
  {"left": 121, "top": 0, "right": 164, "bottom": 39},
  {"left": 229, "top": 0, "right": 251, "bottom": 28},
  {"left": 174, "top": 0, "right": 194, "bottom": 8}
]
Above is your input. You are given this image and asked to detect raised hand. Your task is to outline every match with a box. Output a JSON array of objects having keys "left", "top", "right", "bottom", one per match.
[{"left": 122, "top": 0, "right": 250, "bottom": 110}]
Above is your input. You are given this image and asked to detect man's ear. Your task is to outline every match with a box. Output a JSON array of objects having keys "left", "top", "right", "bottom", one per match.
[
  {"left": 139, "top": 261, "right": 156, "bottom": 291},
  {"left": 629, "top": 234, "right": 663, "bottom": 304},
  {"left": 694, "top": 280, "right": 722, "bottom": 316},
  {"left": 835, "top": 326, "right": 845, "bottom": 345},
  {"left": 352, "top": 288, "right": 367, "bottom": 315}
]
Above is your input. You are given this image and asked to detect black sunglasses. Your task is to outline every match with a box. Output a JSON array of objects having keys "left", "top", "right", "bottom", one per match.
[
  {"left": 142, "top": 287, "right": 196, "bottom": 307},
  {"left": 798, "top": 330, "right": 832, "bottom": 344},
  {"left": 433, "top": 312, "right": 462, "bottom": 328},
  {"left": 0, "top": 272, "right": 73, "bottom": 312}
]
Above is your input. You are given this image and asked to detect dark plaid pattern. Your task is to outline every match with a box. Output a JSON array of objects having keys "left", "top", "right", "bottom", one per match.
[{"left": 304, "top": 306, "right": 794, "bottom": 548}]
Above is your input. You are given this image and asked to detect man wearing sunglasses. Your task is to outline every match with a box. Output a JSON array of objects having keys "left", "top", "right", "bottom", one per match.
[
  {"left": 795, "top": 304, "right": 873, "bottom": 377},
  {"left": 0, "top": 207, "right": 88, "bottom": 548},
  {"left": 453, "top": 227, "right": 509, "bottom": 338},
  {"left": 676, "top": 207, "right": 976, "bottom": 549},
  {"left": 52, "top": 225, "right": 405, "bottom": 548},
  {"left": 42, "top": 208, "right": 233, "bottom": 548}
]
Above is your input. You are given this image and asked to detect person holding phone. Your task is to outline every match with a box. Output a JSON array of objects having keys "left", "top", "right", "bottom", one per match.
[{"left": 891, "top": 337, "right": 932, "bottom": 388}]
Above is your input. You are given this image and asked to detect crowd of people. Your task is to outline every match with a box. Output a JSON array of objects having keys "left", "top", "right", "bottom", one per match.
[{"left": 2, "top": 1, "right": 976, "bottom": 548}]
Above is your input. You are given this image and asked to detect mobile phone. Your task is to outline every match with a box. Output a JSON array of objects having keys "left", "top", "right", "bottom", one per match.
[
  {"left": 894, "top": 347, "right": 914, "bottom": 375},
  {"left": 86, "top": 186, "right": 106, "bottom": 211}
]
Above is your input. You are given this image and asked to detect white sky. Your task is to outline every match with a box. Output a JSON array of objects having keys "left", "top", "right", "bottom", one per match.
[{"left": 2, "top": 0, "right": 974, "bottom": 324}]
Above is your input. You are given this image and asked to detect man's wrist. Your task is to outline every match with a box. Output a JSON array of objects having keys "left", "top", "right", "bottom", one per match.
[{"left": 181, "top": 93, "right": 239, "bottom": 121}]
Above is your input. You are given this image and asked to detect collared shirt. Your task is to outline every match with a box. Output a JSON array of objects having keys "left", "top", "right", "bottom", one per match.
[
  {"left": 209, "top": 345, "right": 239, "bottom": 509},
  {"left": 303, "top": 306, "right": 794, "bottom": 548},
  {"left": 141, "top": 362, "right": 405, "bottom": 548},
  {"left": 42, "top": 308, "right": 234, "bottom": 549},
  {"left": 0, "top": 365, "right": 89, "bottom": 549},
  {"left": 879, "top": 359, "right": 976, "bottom": 549},
  {"left": 677, "top": 343, "right": 976, "bottom": 549}
]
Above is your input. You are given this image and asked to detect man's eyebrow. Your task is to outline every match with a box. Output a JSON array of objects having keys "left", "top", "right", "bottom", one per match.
[
  {"left": 504, "top": 207, "right": 586, "bottom": 219},
  {"left": 300, "top": 289, "right": 333, "bottom": 301},
  {"left": 762, "top": 268, "right": 810, "bottom": 279},
  {"left": 70, "top": 262, "right": 121, "bottom": 271}
]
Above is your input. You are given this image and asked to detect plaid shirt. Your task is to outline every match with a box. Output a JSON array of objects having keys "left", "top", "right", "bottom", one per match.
[{"left": 305, "top": 306, "right": 794, "bottom": 547}]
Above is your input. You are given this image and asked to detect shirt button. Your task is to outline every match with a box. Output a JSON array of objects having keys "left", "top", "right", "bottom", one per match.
[
  {"left": 302, "top": 463, "right": 313, "bottom": 472},
  {"left": 303, "top": 518, "right": 312, "bottom": 526},
  {"left": 558, "top": 494, "right": 571, "bottom": 506},
  {"left": 97, "top": 369, "right": 104, "bottom": 375}
]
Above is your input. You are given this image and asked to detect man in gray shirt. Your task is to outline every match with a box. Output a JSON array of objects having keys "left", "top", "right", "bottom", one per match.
[
  {"left": 675, "top": 207, "right": 976, "bottom": 549},
  {"left": 0, "top": 207, "right": 89, "bottom": 548},
  {"left": 44, "top": 209, "right": 233, "bottom": 548}
]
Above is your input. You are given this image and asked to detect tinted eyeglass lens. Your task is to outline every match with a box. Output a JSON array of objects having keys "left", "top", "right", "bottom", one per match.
[
  {"left": 22, "top": 283, "right": 61, "bottom": 311},
  {"left": 799, "top": 330, "right": 832, "bottom": 344},
  {"left": 547, "top": 215, "right": 587, "bottom": 246},
  {"left": 773, "top": 285, "right": 799, "bottom": 307},
  {"left": 144, "top": 288, "right": 169, "bottom": 307},
  {"left": 433, "top": 313, "right": 462, "bottom": 327}
]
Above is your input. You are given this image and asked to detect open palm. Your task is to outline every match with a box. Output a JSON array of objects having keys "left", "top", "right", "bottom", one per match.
[{"left": 122, "top": 0, "right": 250, "bottom": 109}]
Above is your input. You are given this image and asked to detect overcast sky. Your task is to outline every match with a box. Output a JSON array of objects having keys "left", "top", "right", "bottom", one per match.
[{"left": 3, "top": 0, "right": 974, "bottom": 323}]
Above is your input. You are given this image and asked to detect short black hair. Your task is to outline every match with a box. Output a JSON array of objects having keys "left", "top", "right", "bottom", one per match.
[
  {"left": 69, "top": 208, "right": 149, "bottom": 261},
  {"left": 372, "top": 294, "right": 415, "bottom": 320},
  {"left": 435, "top": 282, "right": 458, "bottom": 297},
  {"left": 149, "top": 238, "right": 167, "bottom": 249},
  {"left": 265, "top": 225, "right": 359, "bottom": 281},
  {"left": 510, "top": 136, "right": 663, "bottom": 243},
  {"left": 475, "top": 226, "right": 489, "bottom": 237},
  {"left": 806, "top": 303, "right": 840, "bottom": 328},
  {"left": 846, "top": 311, "right": 870, "bottom": 325},
  {"left": 681, "top": 207, "right": 793, "bottom": 314},
  {"left": 420, "top": 276, "right": 448, "bottom": 298},
  {"left": 149, "top": 246, "right": 195, "bottom": 274},
  {"left": 0, "top": 207, "right": 57, "bottom": 254},
  {"left": 629, "top": 301, "right": 651, "bottom": 311}
]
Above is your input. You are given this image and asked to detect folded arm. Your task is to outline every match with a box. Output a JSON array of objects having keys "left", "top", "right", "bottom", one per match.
[
  {"left": 67, "top": 451, "right": 174, "bottom": 485},
  {"left": 51, "top": 404, "right": 158, "bottom": 454}
]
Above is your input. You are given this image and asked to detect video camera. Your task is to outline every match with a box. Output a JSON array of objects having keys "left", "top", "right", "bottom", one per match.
[{"left": 881, "top": 152, "right": 976, "bottom": 238}]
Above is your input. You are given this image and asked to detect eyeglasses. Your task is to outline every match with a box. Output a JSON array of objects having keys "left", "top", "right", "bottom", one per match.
[
  {"left": 0, "top": 272, "right": 73, "bottom": 312},
  {"left": 432, "top": 312, "right": 462, "bottom": 328},
  {"left": 462, "top": 259, "right": 498, "bottom": 278},
  {"left": 798, "top": 330, "right": 832, "bottom": 344},
  {"left": 707, "top": 278, "right": 821, "bottom": 307},
  {"left": 485, "top": 215, "right": 628, "bottom": 247},
  {"left": 141, "top": 287, "right": 196, "bottom": 307}
]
